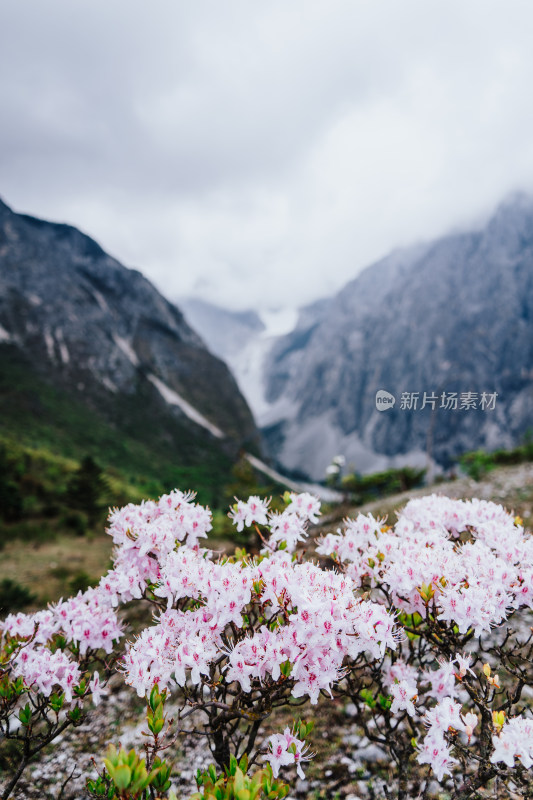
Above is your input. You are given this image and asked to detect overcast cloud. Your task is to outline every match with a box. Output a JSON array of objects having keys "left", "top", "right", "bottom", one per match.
[{"left": 1, "top": 0, "right": 533, "bottom": 310}]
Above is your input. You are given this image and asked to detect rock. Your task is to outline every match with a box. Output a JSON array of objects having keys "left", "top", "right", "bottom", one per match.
[{"left": 262, "top": 192, "right": 533, "bottom": 479}]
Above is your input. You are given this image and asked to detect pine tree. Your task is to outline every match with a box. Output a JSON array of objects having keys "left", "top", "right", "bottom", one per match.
[{"left": 66, "top": 456, "right": 108, "bottom": 527}]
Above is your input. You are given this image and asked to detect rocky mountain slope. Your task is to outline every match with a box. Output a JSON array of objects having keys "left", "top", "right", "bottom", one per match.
[
  {"left": 262, "top": 193, "right": 533, "bottom": 479},
  {"left": 0, "top": 198, "right": 259, "bottom": 498}
]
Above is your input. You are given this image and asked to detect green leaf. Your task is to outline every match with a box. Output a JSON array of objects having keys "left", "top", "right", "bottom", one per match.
[
  {"left": 360, "top": 688, "right": 376, "bottom": 708},
  {"left": 18, "top": 703, "right": 31, "bottom": 726},
  {"left": 280, "top": 660, "right": 292, "bottom": 677},
  {"left": 112, "top": 764, "right": 132, "bottom": 790},
  {"left": 148, "top": 715, "right": 165, "bottom": 735},
  {"left": 149, "top": 683, "right": 163, "bottom": 712},
  {"left": 68, "top": 706, "right": 82, "bottom": 723},
  {"left": 49, "top": 691, "right": 65, "bottom": 712}
]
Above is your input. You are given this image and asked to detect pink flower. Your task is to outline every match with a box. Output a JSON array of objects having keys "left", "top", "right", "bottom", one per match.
[
  {"left": 390, "top": 679, "right": 417, "bottom": 717},
  {"left": 286, "top": 492, "right": 321, "bottom": 524},
  {"left": 265, "top": 728, "right": 313, "bottom": 779},
  {"left": 229, "top": 496, "right": 270, "bottom": 532},
  {"left": 265, "top": 733, "right": 295, "bottom": 777},
  {"left": 417, "top": 731, "right": 457, "bottom": 781},
  {"left": 89, "top": 671, "right": 103, "bottom": 706},
  {"left": 491, "top": 716, "right": 533, "bottom": 769}
]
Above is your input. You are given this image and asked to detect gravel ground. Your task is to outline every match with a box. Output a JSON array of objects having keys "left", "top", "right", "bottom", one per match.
[
  {"left": 3, "top": 686, "right": 397, "bottom": 800},
  {"left": 347, "top": 462, "right": 533, "bottom": 526}
]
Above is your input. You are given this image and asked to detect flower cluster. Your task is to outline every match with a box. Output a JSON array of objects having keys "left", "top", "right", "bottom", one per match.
[
  {"left": 319, "top": 494, "right": 533, "bottom": 790},
  {"left": 98, "top": 489, "right": 213, "bottom": 606},
  {"left": 3, "top": 486, "right": 533, "bottom": 798},
  {"left": 417, "top": 696, "right": 479, "bottom": 780},
  {"left": 121, "top": 507, "right": 398, "bottom": 704},
  {"left": 491, "top": 716, "right": 533, "bottom": 768},
  {"left": 317, "top": 495, "right": 530, "bottom": 634},
  {"left": 223, "top": 555, "right": 397, "bottom": 703},
  {"left": 2, "top": 587, "right": 122, "bottom": 706}
]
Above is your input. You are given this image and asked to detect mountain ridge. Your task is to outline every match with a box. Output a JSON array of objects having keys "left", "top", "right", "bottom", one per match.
[
  {"left": 0, "top": 197, "right": 260, "bottom": 501},
  {"left": 261, "top": 193, "right": 533, "bottom": 479}
]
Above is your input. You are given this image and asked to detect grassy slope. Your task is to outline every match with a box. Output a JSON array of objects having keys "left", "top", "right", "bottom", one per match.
[
  {"left": 0, "top": 345, "right": 232, "bottom": 507},
  {"left": 0, "top": 344, "right": 237, "bottom": 609}
]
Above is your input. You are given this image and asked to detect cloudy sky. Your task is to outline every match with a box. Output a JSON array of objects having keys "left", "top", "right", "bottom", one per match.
[{"left": 1, "top": 0, "right": 533, "bottom": 311}]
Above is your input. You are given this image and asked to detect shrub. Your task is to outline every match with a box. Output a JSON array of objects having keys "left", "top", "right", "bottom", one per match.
[
  {"left": 61, "top": 509, "right": 89, "bottom": 536},
  {"left": 459, "top": 449, "right": 495, "bottom": 480},
  {"left": 341, "top": 465, "right": 426, "bottom": 502},
  {"left": 66, "top": 455, "right": 109, "bottom": 526},
  {"left": 68, "top": 569, "right": 96, "bottom": 594},
  {"left": 2, "top": 488, "right": 533, "bottom": 800},
  {"left": 0, "top": 579, "right": 36, "bottom": 617}
]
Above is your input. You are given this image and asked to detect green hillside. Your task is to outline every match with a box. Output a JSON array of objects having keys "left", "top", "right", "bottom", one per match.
[{"left": 0, "top": 345, "right": 233, "bottom": 508}]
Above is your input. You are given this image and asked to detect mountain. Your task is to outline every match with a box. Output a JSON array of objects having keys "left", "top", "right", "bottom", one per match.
[
  {"left": 0, "top": 198, "right": 259, "bottom": 503},
  {"left": 261, "top": 193, "right": 533, "bottom": 480},
  {"left": 179, "top": 298, "right": 298, "bottom": 419},
  {"left": 179, "top": 297, "right": 266, "bottom": 362}
]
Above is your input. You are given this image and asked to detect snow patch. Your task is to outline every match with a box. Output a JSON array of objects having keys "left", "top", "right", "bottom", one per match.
[
  {"left": 225, "top": 334, "right": 278, "bottom": 420},
  {"left": 28, "top": 294, "right": 42, "bottom": 306},
  {"left": 101, "top": 377, "right": 118, "bottom": 393},
  {"left": 55, "top": 329, "right": 69, "bottom": 364},
  {"left": 244, "top": 453, "right": 342, "bottom": 502},
  {"left": 43, "top": 329, "right": 55, "bottom": 360},
  {"left": 244, "top": 454, "right": 303, "bottom": 494},
  {"left": 221, "top": 316, "right": 298, "bottom": 421},
  {"left": 147, "top": 374, "right": 224, "bottom": 439},
  {"left": 113, "top": 334, "right": 139, "bottom": 367},
  {"left": 59, "top": 342, "right": 69, "bottom": 364},
  {"left": 258, "top": 307, "right": 298, "bottom": 338},
  {"left": 0, "top": 324, "right": 11, "bottom": 342},
  {"left": 92, "top": 289, "right": 110, "bottom": 313}
]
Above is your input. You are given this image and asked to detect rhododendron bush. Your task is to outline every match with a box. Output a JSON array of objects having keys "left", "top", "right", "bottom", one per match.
[{"left": 1, "top": 488, "right": 533, "bottom": 799}]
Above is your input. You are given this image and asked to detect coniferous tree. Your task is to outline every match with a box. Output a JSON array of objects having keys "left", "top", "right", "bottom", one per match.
[{"left": 66, "top": 456, "right": 108, "bottom": 527}]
